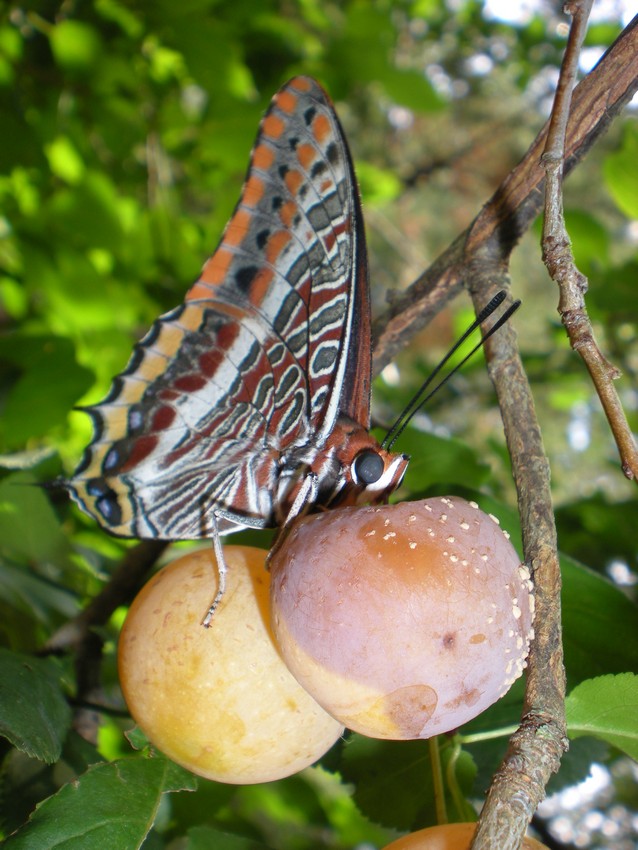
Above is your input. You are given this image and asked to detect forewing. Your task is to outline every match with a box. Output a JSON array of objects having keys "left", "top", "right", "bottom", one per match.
[{"left": 67, "top": 76, "right": 370, "bottom": 539}]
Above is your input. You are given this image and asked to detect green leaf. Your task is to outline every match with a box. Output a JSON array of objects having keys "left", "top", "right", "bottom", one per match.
[
  {"left": 3, "top": 756, "right": 197, "bottom": 849},
  {"left": 603, "top": 124, "right": 638, "bottom": 219},
  {"left": 0, "top": 560, "right": 79, "bottom": 622},
  {"left": 394, "top": 430, "right": 491, "bottom": 493},
  {"left": 0, "top": 472, "right": 73, "bottom": 568},
  {"left": 561, "top": 555, "right": 638, "bottom": 687},
  {"left": 186, "top": 825, "right": 271, "bottom": 849},
  {"left": 0, "top": 649, "right": 71, "bottom": 763},
  {"left": 588, "top": 262, "right": 638, "bottom": 323},
  {"left": 566, "top": 673, "right": 638, "bottom": 760},
  {"left": 340, "top": 735, "right": 475, "bottom": 830},
  {"left": 0, "top": 334, "right": 94, "bottom": 449},
  {"left": 563, "top": 208, "right": 609, "bottom": 275}
]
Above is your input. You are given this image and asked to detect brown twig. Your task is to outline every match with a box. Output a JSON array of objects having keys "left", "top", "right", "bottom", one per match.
[
  {"left": 541, "top": 5, "right": 638, "bottom": 481},
  {"left": 464, "top": 278, "right": 567, "bottom": 850}
]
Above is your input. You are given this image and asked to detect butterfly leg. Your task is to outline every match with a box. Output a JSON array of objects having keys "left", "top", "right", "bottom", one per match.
[
  {"left": 267, "top": 472, "right": 319, "bottom": 567},
  {"left": 202, "top": 513, "right": 228, "bottom": 628}
]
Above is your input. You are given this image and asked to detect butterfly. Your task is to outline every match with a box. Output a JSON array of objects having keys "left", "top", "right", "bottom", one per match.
[{"left": 66, "top": 76, "right": 410, "bottom": 594}]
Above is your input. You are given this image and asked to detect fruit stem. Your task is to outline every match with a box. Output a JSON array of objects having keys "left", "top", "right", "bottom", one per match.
[
  {"left": 428, "top": 736, "right": 448, "bottom": 824},
  {"left": 445, "top": 739, "right": 466, "bottom": 819},
  {"left": 457, "top": 725, "right": 519, "bottom": 745}
]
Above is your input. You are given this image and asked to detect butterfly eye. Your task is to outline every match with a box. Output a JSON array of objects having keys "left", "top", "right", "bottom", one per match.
[{"left": 353, "top": 450, "right": 385, "bottom": 486}]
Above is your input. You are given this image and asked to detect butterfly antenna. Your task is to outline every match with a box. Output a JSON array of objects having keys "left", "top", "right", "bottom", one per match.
[{"left": 381, "top": 292, "right": 521, "bottom": 452}]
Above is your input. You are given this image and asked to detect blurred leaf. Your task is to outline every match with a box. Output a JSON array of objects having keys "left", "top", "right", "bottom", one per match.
[
  {"left": 603, "top": 123, "right": 638, "bottom": 218},
  {"left": 394, "top": 430, "right": 491, "bottom": 493},
  {"left": 0, "top": 472, "right": 73, "bottom": 566},
  {"left": 49, "top": 20, "right": 103, "bottom": 72},
  {"left": 44, "top": 136, "right": 85, "bottom": 184},
  {"left": 566, "top": 673, "right": 638, "bottom": 760},
  {"left": 3, "top": 756, "right": 197, "bottom": 849},
  {"left": 555, "top": 494, "right": 638, "bottom": 574},
  {"left": 564, "top": 208, "right": 609, "bottom": 275},
  {"left": 43, "top": 172, "right": 124, "bottom": 252},
  {"left": 358, "top": 161, "right": 403, "bottom": 204},
  {"left": 562, "top": 555, "right": 638, "bottom": 687},
  {"left": 95, "top": 0, "right": 145, "bottom": 38},
  {"left": 0, "top": 335, "right": 93, "bottom": 449},
  {"left": 0, "top": 649, "right": 71, "bottom": 763},
  {"left": 329, "top": 4, "right": 442, "bottom": 112},
  {"left": 588, "top": 261, "right": 638, "bottom": 322},
  {"left": 186, "top": 827, "right": 271, "bottom": 850},
  {"left": 0, "top": 559, "right": 79, "bottom": 623}
]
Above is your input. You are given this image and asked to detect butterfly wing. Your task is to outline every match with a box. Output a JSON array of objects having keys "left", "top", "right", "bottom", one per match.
[{"left": 67, "top": 77, "right": 373, "bottom": 539}]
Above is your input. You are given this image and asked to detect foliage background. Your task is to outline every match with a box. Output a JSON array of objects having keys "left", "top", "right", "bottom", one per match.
[{"left": 0, "top": 0, "right": 636, "bottom": 848}]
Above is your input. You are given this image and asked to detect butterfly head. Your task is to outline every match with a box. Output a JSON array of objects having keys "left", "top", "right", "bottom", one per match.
[
  {"left": 350, "top": 446, "right": 409, "bottom": 504},
  {"left": 323, "top": 416, "right": 409, "bottom": 510}
]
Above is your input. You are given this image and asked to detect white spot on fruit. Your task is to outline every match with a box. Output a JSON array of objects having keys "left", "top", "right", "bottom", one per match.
[
  {"left": 460, "top": 521, "right": 470, "bottom": 530},
  {"left": 489, "top": 513, "right": 500, "bottom": 525},
  {"left": 446, "top": 535, "right": 455, "bottom": 543},
  {"left": 518, "top": 564, "right": 531, "bottom": 582},
  {"left": 512, "top": 605, "right": 522, "bottom": 619},
  {"left": 469, "top": 501, "right": 479, "bottom": 509},
  {"left": 409, "top": 542, "right": 417, "bottom": 549}
]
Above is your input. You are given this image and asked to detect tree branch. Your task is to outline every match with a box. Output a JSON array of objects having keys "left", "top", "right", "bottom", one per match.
[
  {"left": 541, "top": 5, "right": 638, "bottom": 480},
  {"left": 372, "top": 14, "right": 638, "bottom": 373}
]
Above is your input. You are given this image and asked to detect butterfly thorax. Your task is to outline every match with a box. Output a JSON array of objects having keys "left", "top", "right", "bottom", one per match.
[{"left": 273, "top": 414, "right": 409, "bottom": 524}]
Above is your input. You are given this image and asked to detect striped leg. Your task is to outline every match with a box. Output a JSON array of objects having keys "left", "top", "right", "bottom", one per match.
[{"left": 202, "top": 513, "right": 228, "bottom": 628}]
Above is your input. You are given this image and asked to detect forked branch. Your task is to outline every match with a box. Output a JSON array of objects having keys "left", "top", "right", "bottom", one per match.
[{"left": 541, "top": 2, "right": 638, "bottom": 480}]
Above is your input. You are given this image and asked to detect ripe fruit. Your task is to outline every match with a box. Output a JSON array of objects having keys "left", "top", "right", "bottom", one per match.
[
  {"left": 118, "top": 546, "right": 343, "bottom": 784},
  {"left": 381, "top": 822, "right": 548, "bottom": 849},
  {"left": 270, "top": 497, "right": 534, "bottom": 739}
]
